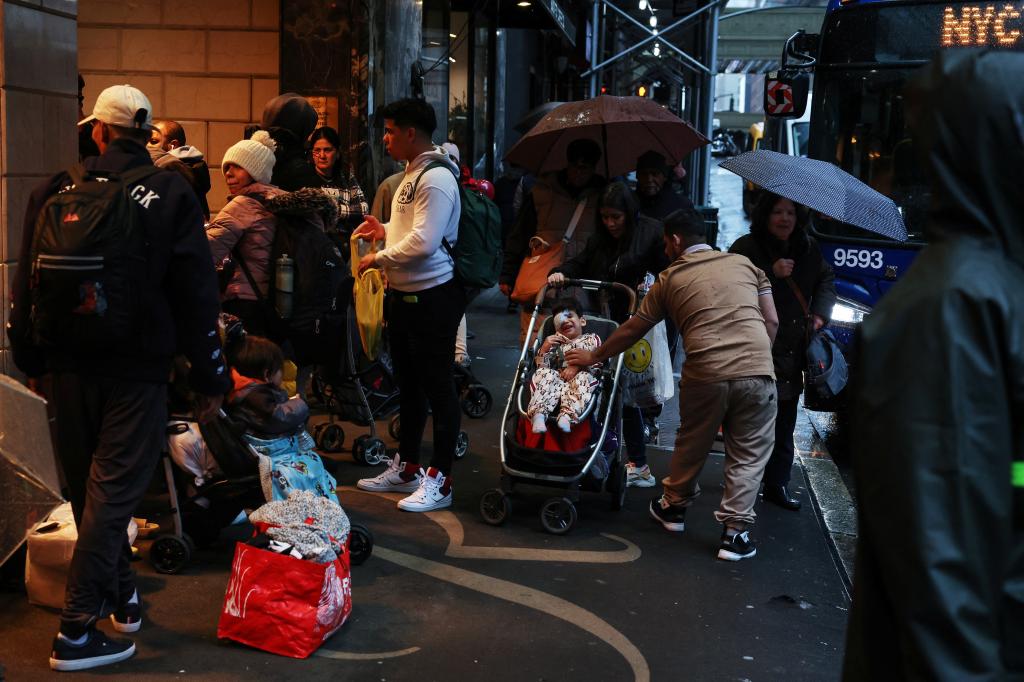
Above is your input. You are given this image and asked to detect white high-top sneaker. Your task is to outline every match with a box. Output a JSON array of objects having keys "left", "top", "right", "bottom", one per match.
[
  {"left": 356, "top": 455, "right": 421, "bottom": 493},
  {"left": 397, "top": 467, "right": 452, "bottom": 512}
]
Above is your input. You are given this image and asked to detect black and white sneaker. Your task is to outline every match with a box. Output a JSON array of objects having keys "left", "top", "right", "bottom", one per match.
[
  {"left": 49, "top": 630, "right": 136, "bottom": 672},
  {"left": 717, "top": 529, "right": 757, "bottom": 561},
  {"left": 649, "top": 496, "right": 687, "bottom": 532},
  {"left": 110, "top": 591, "right": 142, "bottom": 633}
]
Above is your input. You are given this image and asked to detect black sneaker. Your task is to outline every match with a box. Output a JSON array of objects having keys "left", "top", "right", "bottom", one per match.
[
  {"left": 649, "top": 496, "right": 687, "bottom": 532},
  {"left": 49, "top": 629, "right": 136, "bottom": 672},
  {"left": 717, "top": 529, "right": 757, "bottom": 561},
  {"left": 110, "top": 592, "right": 142, "bottom": 633}
]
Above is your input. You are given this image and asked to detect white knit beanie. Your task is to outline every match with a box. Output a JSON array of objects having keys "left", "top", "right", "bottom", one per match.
[{"left": 222, "top": 130, "right": 277, "bottom": 185}]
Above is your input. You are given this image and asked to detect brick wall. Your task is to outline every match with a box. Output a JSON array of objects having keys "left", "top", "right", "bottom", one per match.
[
  {"left": 1, "top": 1, "right": 79, "bottom": 377},
  {"left": 78, "top": 0, "right": 281, "bottom": 213}
]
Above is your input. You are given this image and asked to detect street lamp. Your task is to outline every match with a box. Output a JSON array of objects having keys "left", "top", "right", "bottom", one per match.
[
  {"left": 649, "top": 14, "right": 658, "bottom": 27},
  {"left": 639, "top": 0, "right": 647, "bottom": 9}
]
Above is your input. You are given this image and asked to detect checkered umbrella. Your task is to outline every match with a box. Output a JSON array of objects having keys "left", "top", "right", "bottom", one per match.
[{"left": 720, "top": 149, "right": 908, "bottom": 242}]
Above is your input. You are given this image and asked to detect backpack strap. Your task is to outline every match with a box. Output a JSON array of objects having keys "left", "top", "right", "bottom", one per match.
[{"left": 411, "top": 160, "right": 461, "bottom": 263}]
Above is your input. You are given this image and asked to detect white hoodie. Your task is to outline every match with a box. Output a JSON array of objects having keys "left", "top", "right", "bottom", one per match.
[{"left": 374, "top": 147, "right": 461, "bottom": 292}]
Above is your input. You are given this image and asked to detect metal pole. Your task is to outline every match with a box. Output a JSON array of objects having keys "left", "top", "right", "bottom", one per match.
[
  {"left": 699, "top": 1, "right": 722, "bottom": 206},
  {"left": 590, "top": 0, "right": 600, "bottom": 97},
  {"left": 581, "top": 0, "right": 718, "bottom": 77},
  {"left": 486, "top": 6, "right": 498, "bottom": 179}
]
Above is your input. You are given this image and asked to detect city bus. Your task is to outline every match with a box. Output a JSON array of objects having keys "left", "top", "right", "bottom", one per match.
[{"left": 766, "top": 0, "right": 1023, "bottom": 408}]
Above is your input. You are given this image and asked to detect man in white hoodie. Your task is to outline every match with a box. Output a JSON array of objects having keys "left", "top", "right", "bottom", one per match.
[{"left": 353, "top": 98, "right": 464, "bottom": 512}]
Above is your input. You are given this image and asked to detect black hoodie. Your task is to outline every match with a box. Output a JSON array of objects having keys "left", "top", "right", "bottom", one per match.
[
  {"left": 8, "top": 138, "right": 230, "bottom": 396},
  {"left": 843, "top": 50, "right": 1024, "bottom": 680},
  {"left": 260, "top": 93, "right": 322, "bottom": 191}
]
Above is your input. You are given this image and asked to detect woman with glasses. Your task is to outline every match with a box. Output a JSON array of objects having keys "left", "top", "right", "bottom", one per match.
[{"left": 308, "top": 126, "right": 369, "bottom": 235}]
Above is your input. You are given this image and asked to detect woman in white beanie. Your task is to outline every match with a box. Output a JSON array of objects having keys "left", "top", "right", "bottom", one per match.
[{"left": 206, "top": 131, "right": 285, "bottom": 339}]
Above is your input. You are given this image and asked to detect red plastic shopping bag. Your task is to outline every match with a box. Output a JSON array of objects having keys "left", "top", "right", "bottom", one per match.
[{"left": 217, "top": 542, "right": 352, "bottom": 658}]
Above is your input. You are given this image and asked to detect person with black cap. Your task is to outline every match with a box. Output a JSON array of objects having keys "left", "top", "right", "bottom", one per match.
[
  {"left": 8, "top": 84, "right": 229, "bottom": 671},
  {"left": 260, "top": 93, "right": 322, "bottom": 191},
  {"left": 634, "top": 150, "right": 694, "bottom": 222},
  {"left": 565, "top": 208, "right": 779, "bottom": 562}
]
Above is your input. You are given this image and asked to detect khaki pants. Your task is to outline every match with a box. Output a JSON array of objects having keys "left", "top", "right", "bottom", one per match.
[{"left": 662, "top": 376, "right": 777, "bottom": 530}]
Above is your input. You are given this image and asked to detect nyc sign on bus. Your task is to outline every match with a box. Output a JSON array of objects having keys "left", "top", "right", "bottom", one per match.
[{"left": 942, "top": 4, "right": 1022, "bottom": 46}]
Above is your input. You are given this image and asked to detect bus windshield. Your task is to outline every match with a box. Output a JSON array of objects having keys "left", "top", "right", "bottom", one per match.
[{"left": 810, "top": 67, "right": 930, "bottom": 242}]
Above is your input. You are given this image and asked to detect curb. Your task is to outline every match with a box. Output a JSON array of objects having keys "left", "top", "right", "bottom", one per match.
[{"left": 794, "top": 407, "right": 856, "bottom": 597}]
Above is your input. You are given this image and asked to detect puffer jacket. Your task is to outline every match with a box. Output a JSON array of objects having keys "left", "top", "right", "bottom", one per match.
[{"left": 206, "top": 182, "right": 284, "bottom": 301}]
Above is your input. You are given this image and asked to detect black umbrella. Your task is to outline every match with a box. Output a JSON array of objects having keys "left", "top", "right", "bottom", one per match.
[{"left": 720, "top": 149, "right": 908, "bottom": 242}]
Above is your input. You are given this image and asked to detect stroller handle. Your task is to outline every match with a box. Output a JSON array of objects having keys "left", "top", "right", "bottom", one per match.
[{"left": 536, "top": 279, "right": 638, "bottom": 316}]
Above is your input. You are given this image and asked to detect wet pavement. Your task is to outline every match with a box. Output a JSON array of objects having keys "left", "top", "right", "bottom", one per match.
[{"left": 0, "top": 162, "right": 857, "bottom": 681}]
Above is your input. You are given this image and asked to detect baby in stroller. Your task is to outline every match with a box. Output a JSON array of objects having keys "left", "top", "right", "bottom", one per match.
[
  {"left": 226, "top": 335, "right": 339, "bottom": 504},
  {"left": 527, "top": 297, "right": 601, "bottom": 434}
]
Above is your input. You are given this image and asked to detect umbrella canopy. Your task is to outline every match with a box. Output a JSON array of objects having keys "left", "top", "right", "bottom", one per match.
[
  {"left": 505, "top": 95, "right": 709, "bottom": 179},
  {"left": 0, "top": 376, "right": 63, "bottom": 566},
  {"left": 513, "top": 101, "right": 565, "bottom": 134},
  {"left": 720, "top": 149, "right": 908, "bottom": 242}
]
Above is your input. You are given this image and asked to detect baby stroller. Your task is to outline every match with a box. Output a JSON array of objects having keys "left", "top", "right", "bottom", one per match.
[
  {"left": 152, "top": 410, "right": 374, "bottom": 574},
  {"left": 478, "top": 280, "right": 637, "bottom": 535},
  {"left": 313, "top": 283, "right": 472, "bottom": 464},
  {"left": 309, "top": 286, "right": 401, "bottom": 466}
]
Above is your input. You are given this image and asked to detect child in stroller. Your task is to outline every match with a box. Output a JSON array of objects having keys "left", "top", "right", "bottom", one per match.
[
  {"left": 226, "top": 335, "right": 339, "bottom": 504},
  {"left": 527, "top": 297, "right": 601, "bottom": 434}
]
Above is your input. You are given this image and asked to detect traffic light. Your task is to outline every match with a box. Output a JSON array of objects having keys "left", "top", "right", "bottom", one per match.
[{"left": 638, "top": 85, "right": 647, "bottom": 97}]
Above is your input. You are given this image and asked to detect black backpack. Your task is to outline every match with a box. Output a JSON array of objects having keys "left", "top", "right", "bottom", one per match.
[
  {"left": 28, "top": 163, "right": 160, "bottom": 352},
  {"left": 235, "top": 190, "right": 345, "bottom": 364},
  {"left": 805, "top": 328, "right": 849, "bottom": 402}
]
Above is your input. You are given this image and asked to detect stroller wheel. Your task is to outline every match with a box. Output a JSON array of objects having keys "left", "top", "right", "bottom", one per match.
[
  {"left": 150, "top": 535, "right": 191, "bottom": 574},
  {"left": 316, "top": 423, "right": 345, "bottom": 453},
  {"left": 539, "top": 497, "right": 577, "bottom": 535},
  {"left": 455, "top": 431, "right": 470, "bottom": 460},
  {"left": 461, "top": 386, "right": 493, "bottom": 419},
  {"left": 348, "top": 523, "right": 374, "bottom": 566},
  {"left": 353, "top": 436, "right": 387, "bottom": 466},
  {"left": 388, "top": 415, "right": 401, "bottom": 441},
  {"left": 479, "top": 489, "right": 511, "bottom": 526}
]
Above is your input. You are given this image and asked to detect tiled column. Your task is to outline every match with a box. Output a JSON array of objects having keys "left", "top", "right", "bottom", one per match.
[{"left": 0, "top": 1, "right": 79, "bottom": 377}]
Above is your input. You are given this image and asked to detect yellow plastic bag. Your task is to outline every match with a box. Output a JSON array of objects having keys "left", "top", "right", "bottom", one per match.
[{"left": 351, "top": 239, "right": 384, "bottom": 360}]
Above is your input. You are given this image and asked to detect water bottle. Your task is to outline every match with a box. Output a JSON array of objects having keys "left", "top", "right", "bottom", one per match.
[{"left": 276, "top": 253, "right": 294, "bottom": 319}]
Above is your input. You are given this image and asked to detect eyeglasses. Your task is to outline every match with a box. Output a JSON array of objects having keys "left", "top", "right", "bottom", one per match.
[{"left": 311, "top": 148, "right": 336, "bottom": 156}]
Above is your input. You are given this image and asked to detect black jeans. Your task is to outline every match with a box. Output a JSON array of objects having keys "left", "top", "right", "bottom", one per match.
[
  {"left": 388, "top": 280, "right": 467, "bottom": 476},
  {"left": 51, "top": 374, "right": 167, "bottom": 638},
  {"left": 623, "top": 406, "right": 647, "bottom": 467},
  {"left": 763, "top": 395, "right": 800, "bottom": 487}
]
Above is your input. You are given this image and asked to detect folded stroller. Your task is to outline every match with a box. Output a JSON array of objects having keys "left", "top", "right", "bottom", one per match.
[{"left": 478, "top": 280, "right": 637, "bottom": 534}]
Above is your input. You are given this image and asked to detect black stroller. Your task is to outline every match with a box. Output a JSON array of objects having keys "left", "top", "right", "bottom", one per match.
[
  {"left": 312, "top": 283, "right": 472, "bottom": 464},
  {"left": 478, "top": 280, "right": 637, "bottom": 534},
  {"left": 151, "top": 410, "right": 373, "bottom": 574}
]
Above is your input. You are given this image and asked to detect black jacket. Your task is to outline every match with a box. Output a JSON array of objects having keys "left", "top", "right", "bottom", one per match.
[
  {"left": 635, "top": 183, "right": 693, "bottom": 221},
  {"left": 553, "top": 214, "right": 668, "bottom": 321},
  {"left": 8, "top": 138, "right": 230, "bottom": 396},
  {"left": 843, "top": 51, "right": 1024, "bottom": 680},
  {"left": 261, "top": 93, "right": 322, "bottom": 192},
  {"left": 729, "top": 229, "right": 835, "bottom": 399}
]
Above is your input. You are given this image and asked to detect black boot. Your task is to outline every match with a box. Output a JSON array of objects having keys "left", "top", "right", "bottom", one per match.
[{"left": 763, "top": 484, "right": 802, "bottom": 511}]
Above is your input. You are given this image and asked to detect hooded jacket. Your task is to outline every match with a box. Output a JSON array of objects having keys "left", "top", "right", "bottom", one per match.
[
  {"left": 168, "top": 145, "right": 212, "bottom": 219},
  {"left": 8, "top": 138, "right": 229, "bottom": 395},
  {"left": 729, "top": 224, "right": 835, "bottom": 400},
  {"left": 843, "top": 51, "right": 1024, "bottom": 680},
  {"left": 261, "top": 93, "right": 322, "bottom": 191}
]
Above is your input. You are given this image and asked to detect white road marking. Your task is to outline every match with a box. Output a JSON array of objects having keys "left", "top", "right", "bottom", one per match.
[{"left": 314, "top": 646, "right": 421, "bottom": 661}]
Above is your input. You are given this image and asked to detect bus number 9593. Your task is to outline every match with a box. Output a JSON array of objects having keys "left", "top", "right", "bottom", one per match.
[{"left": 833, "top": 248, "right": 884, "bottom": 270}]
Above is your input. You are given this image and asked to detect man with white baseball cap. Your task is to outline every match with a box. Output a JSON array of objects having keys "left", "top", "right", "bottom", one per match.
[
  {"left": 9, "top": 83, "right": 230, "bottom": 671},
  {"left": 77, "top": 83, "right": 157, "bottom": 131}
]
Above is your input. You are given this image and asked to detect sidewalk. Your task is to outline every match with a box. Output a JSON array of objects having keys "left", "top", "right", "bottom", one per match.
[{"left": 0, "top": 288, "right": 851, "bottom": 681}]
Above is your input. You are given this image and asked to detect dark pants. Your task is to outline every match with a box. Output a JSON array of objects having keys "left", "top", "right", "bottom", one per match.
[
  {"left": 623, "top": 406, "right": 647, "bottom": 467},
  {"left": 51, "top": 374, "right": 167, "bottom": 638},
  {"left": 763, "top": 395, "right": 800, "bottom": 487},
  {"left": 388, "top": 280, "right": 467, "bottom": 476}
]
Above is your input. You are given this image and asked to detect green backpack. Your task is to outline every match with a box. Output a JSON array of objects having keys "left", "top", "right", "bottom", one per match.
[{"left": 413, "top": 161, "right": 502, "bottom": 290}]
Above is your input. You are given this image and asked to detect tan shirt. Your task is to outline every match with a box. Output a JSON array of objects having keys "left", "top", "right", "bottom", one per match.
[{"left": 637, "top": 249, "right": 776, "bottom": 383}]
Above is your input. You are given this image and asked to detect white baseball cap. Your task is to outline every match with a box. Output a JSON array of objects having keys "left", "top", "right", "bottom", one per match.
[{"left": 78, "top": 84, "right": 157, "bottom": 131}]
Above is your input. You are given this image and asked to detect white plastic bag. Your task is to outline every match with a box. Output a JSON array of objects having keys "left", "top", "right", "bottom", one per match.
[{"left": 621, "top": 321, "right": 674, "bottom": 408}]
